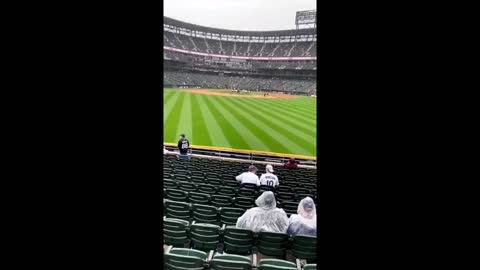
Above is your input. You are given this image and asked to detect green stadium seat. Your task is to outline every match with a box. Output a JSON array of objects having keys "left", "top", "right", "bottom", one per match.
[
  {"left": 164, "top": 248, "right": 207, "bottom": 270},
  {"left": 259, "top": 185, "right": 275, "bottom": 192},
  {"left": 279, "top": 201, "right": 298, "bottom": 215},
  {"left": 165, "top": 200, "right": 191, "bottom": 220},
  {"left": 189, "top": 223, "right": 221, "bottom": 252},
  {"left": 178, "top": 181, "right": 198, "bottom": 192},
  {"left": 174, "top": 174, "right": 189, "bottom": 182},
  {"left": 291, "top": 235, "right": 317, "bottom": 261},
  {"left": 166, "top": 188, "right": 188, "bottom": 202},
  {"left": 210, "top": 254, "right": 252, "bottom": 270},
  {"left": 192, "top": 204, "right": 219, "bottom": 225},
  {"left": 276, "top": 186, "right": 294, "bottom": 194},
  {"left": 276, "top": 192, "right": 296, "bottom": 202},
  {"left": 219, "top": 207, "right": 244, "bottom": 226},
  {"left": 233, "top": 196, "right": 255, "bottom": 210},
  {"left": 190, "top": 175, "right": 205, "bottom": 183},
  {"left": 224, "top": 180, "right": 240, "bottom": 188},
  {"left": 303, "top": 264, "right": 317, "bottom": 270},
  {"left": 223, "top": 226, "right": 255, "bottom": 255},
  {"left": 258, "top": 259, "right": 298, "bottom": 270},
  {"left": 217, "top": 186, "right": 237, "bottom": 197},
  {"left": 164, "top": 179, "right": 178, "bottom": 189},
  {"left": 197, "top": 183, "right": 217, "bottom": 195},
  {"left": 163, "top": 218, "right": 189, "bottom": 247},
  {"left": 236, "top": 188, "right": 257, "bottom": 198},
  {"left": 188, "top": 192, "right": 211, "bottom": 205},
  {"left": 211, "top": 194, "right": 233, "bottom": 208},
  {"left": 207, "top": 178, "right": 224, "bottom": 186},
  {"left": 240, "top": 183, "right": 258, "bottom": 190},
  {"left": 256, "top": 232, "right": 289, "bottom": 258}
]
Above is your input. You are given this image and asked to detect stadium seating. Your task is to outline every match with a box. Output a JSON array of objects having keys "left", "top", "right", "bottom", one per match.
[
  {"left": 164, "top": 30, "right": 316, "bottom": 57},
  {"left": 163, "top": 155, "right": 318, "bottom": 267},
  {"left": 163, "top": 70, "right": 316, "bottom": 94}
]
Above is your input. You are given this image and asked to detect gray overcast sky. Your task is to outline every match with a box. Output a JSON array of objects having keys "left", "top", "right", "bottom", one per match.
[{"left": 164, "top": 0, "right": 316, "bottom": 31}]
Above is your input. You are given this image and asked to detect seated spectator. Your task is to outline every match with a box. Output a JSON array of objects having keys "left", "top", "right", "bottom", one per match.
[
  {"left": 286, "top": 197, "right": 317, "bottom": 236},
  {"left": 236, "top": 165, "right": 260, "bottom": 186},
  {"left": 259, "top": 164, "right": 279, "bottom": 187},
  {"left": 284, "top": 158, "right": 300, "bottom": 169},
  {"left": 236, "top": 191, "right": 288, "bottom": 233}
]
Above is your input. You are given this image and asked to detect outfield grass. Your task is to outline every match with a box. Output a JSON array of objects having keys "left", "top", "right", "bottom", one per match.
[{"left": 163, "top": 88, "right": 317, "bottom": 157}]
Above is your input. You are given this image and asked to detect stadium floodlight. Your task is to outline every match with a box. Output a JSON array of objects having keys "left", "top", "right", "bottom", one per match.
[{"left": 295, "top": 10, "right": 317, "bottom": 29}]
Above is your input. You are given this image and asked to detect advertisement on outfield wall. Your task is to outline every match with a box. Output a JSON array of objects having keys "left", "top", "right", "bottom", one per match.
[{"left": 163, "top": 46, "right": 317, "bottom": 61}]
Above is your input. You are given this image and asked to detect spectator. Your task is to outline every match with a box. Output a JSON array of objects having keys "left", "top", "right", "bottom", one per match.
[
  {"left": 236, "top": 191, "right": 288, "bottom": 233},
  {"left": 163, "top": 146, "right": 168, "bottom": 155},
  {"left": 286, "top": 197, "right": 317, "bottom": 236},
  {"left": 177, "top": 134, "right": 190, "bottom": 160},
  {"left": 236, "top": 165, "right": 260, "bottom": 186},
  {"left": 259, "top": 164, "right": 279, "bottom": 187},
  {"left": 284, "top": 158, "right": 300, "bottom": 169}
]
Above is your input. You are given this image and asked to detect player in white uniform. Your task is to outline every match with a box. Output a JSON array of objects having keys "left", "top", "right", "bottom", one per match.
[
  {"left": 236, "top": 165, "right": 260, "bottom": 186},
  {"left": 259, "top": 164, "right": 279, "bottom": 187}
]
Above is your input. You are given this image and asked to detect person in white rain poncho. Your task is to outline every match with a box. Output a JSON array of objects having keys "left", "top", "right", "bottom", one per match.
[
  {"left": 236, "top": 191, "right": 288, "bottom": 233},
  {"left": 286, "top": 197, "right": 317, "bottom": 236}
]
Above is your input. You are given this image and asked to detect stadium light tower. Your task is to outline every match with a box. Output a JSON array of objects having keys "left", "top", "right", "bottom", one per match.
[{"left": 295, "top": 9, "right": 316, "bottom": 29}]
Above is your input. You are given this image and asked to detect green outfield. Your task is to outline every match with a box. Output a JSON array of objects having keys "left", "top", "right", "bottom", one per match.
[{"left": 163, "top": 89, "right": 317, "bottom": 157}]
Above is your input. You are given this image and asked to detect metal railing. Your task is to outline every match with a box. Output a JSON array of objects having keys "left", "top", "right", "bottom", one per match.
[{"left": 164, "top": 144, "right": 317, "bottom": 169}]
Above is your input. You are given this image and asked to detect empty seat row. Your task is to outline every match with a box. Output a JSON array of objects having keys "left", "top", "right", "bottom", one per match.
[
  {"left": 165, "top": 247, "right": 317, "bottom": 270},
  {"left": 164, "top": 218, "right": 317, "bottom": 261},
  {"left": 164, "top": 180, "right": 317, "bottom": 197},
  {"left": 163, "top": 200, "right": 246, "bottom": 225}
]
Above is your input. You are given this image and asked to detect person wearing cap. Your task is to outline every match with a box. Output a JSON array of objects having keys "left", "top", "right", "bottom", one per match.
[
  {"left": 259, "top": 164, "right": 279, "bottom": 187},
  {"left": 235, "top": 165, "right": 260, "bottom": 186},
  {"left": 286, "top": 197, "right": 317, "bottom": 236},
  {"left": 236, "top": 191, "right": 288, "bottom": 233}
]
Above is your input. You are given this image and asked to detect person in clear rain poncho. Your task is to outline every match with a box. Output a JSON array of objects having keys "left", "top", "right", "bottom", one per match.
[
  {"left": 236, "top": 191, "right": 289, "bottom": 233},
  {"left": 286, "top": 197, "right": 317, "bottom": 236}
]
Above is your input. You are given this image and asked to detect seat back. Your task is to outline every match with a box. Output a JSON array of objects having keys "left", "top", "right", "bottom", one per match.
[
  {"left": 223, "top": 226, "right": 254, "bottom": 255},
  {"left": 258, "top": 259, "right": 297, "bottom": 270},
  {"left": 303, "top": 264, "right": 317, "bottom": 270},
  {"left": 210, "top": 254, "right": 252, "bottom": 270},
  {"left": 164, "top": 179, "right": 178, "bottom": 189},
  {"left": 292, "top": 235, "right": 317, "bottom": 260},
  {"left": 219, "top": 207, "right": 245, "bottom": 226},
  {"left": 256, "top": 232, "right": 289, "bottom": 258},
  {"left": 217, "top": 186, "right": 236, "bottom": 196},
  {"left": 188, "top": 192, "right": 211, "bottom": 205},
  {"left": 164, "top": 248, "right": 206, "bottom": 270},
  {"left": 197, "top": 183, "right": 217, "bottom": 195},
  {"left": 233, "top": 196, "right": 255, "bottom": 210},
  {"left": 192, "top": 204, "right": 219, "bottom": 224},
  {"left": 190, "top": 223, "right": 221, "bottom": 251},
  {"left": 211, "top": 194, "right": 233, "bottom": 207},
  {"left": 178, "top": 181, "right": 197, "bottom": 192},
  {"left": 163, "top": 218, "right": 189, "bottom": 247},
  {"left": 165, "top": 200, "right": 191, "bottom": 220},
  {"left": 166, "top": 188, "right": 188, "bottom": 202}
]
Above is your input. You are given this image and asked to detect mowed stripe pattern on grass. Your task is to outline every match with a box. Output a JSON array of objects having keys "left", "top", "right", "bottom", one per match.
[{"left": 163, "top": 89, "right": 317, "bottom": 156}]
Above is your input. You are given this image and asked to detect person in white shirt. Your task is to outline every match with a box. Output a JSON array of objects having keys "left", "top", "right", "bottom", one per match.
[
  {"left": 236, "top": 165, "right": 260, "bottom": 186},
  {"left": 260, "top": 164, "right": 279, "bottom": 187}
]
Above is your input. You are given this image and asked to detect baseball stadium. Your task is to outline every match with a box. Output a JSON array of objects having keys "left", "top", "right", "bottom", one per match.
[{"left": 163, "top": 7, "right": 317, "bottom": 270}]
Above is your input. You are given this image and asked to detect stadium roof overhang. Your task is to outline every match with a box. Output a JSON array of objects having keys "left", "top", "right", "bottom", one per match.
[{"left": 164, "top": 16, "right": 316, "bottom": 37}]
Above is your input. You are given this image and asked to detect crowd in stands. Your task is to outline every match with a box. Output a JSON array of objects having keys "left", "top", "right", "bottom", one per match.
[
  {"left": 163, "top": 71, "right": 316, "bottom": 94},
  {"left": 164, "top": 31, "right": 317, "bottom": 57}
]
